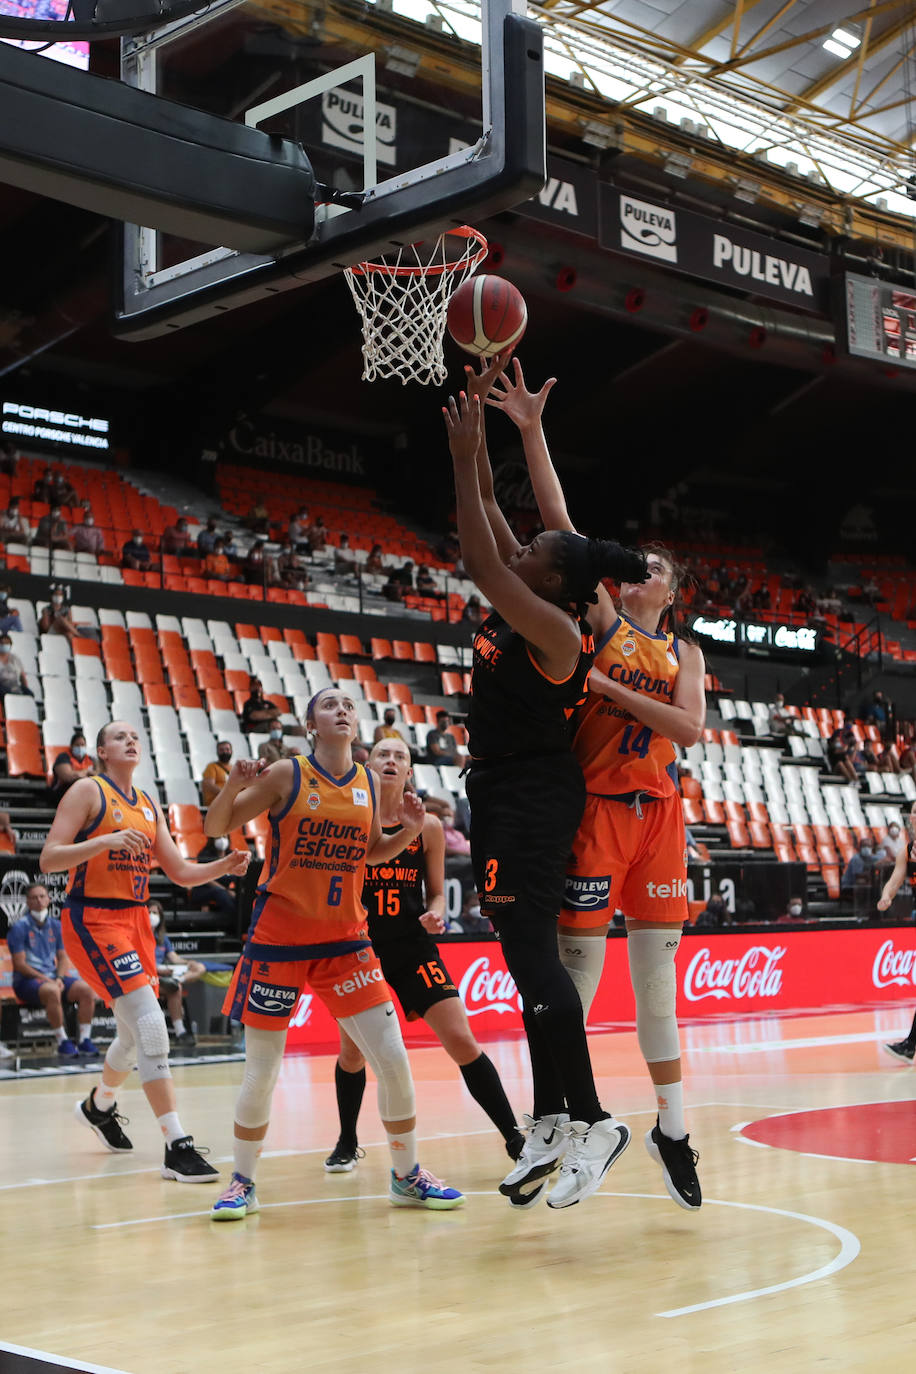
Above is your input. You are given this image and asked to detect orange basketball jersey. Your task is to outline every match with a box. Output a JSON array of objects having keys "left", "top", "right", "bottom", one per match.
[
  {"left": 68, "top": 776, "right": 158, "bottom": 906},
  {"left": 250, "top": 755, "right": 377, "bottom": 945},
  {"left": 572, "top": 614, "right": 680, "bottom": 798}
]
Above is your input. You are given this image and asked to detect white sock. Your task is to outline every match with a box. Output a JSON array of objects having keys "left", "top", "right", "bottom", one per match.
[
  {"left": 656, "top": 1081, "right": 686, "bottom": 1140},
  {"left": 388, "top": 1128, "right": 418, "bottom": 1177},
  {"left": 172, "top": 1018, "right": 186, "bottom": 1036},
  {"left": 233, "top": 1135, "right": 262, "bottom": 1182},
  {"left": 54, "top": 1025, "right": 66, "bottom": 1044},
  {"left": 79, "top": 1024, "right": 92, "bottom": 1043},
  {"left": 94, "top": 1081, "right": 117, "bottom": 1110},
  {"left": 157, "top": 1111, "right": 186, "bottom": 1144}
]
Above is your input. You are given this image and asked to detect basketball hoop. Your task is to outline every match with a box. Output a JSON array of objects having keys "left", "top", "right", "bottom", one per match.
[{"left": 344, "top": 226, "right": 488, "bottom": 386}]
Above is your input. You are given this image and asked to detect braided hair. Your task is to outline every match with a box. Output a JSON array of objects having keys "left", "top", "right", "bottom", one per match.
[{"left": 553, "top": 532, "right": 649, "bottom": 621}]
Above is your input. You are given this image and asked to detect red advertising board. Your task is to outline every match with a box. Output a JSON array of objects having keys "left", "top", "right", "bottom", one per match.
[{"left": 284, "top": 926, "right": 916, "bottom": 1053}]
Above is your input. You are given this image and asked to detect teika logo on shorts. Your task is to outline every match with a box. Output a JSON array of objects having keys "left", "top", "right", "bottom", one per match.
[
  {"left": 872, "top": 939, "right": 916, "bottom": 988},
  {"left": 646, "top": 879, "right": 689, "bottom": 899},
  {"left": 333, "top": 967, "right": 383, "bottom": 996},
  {"left": 683, "top": 945, "right": 785, "bottom": 1001},
  {"left": 458, "top": 956, "right": 521, "bottom": 1017}
]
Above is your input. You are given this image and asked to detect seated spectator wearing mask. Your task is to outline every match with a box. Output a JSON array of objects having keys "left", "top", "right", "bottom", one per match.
[
  {"left": 841, "top": 836, "right": 875, "bottom": 893},
  {"left": 202, "top": 741, "right": 233, "bottom": 807},
  {"left": 7, "top": 882, "right": 99, "bottom": 1058},
  {"left": 204, "top": 538, "right": 232, "bottom": 582},
  {"left": 240, "top": 678, "right": 281, "bottom": 734},
  {"left": 34, "top": 505, "right": 72, "bottom": 551},
  {"left": 373, "top": 708, "right": 405, "bottom": 745},
  {"left": 776, "top": 896, "right": 808, "bottom": 923},
  {"left": 149, "top": 900, "right": 206, "bottom": 1047},
  {"left": 39, "top": 586, "right": 80, "bottom": 643},
  {"left": 121, "top": 529, "right": 152, "bottom": 571},
  {"left": 0, "top": 635, "right": 31, "bottom": 695},
  {"left": 72, "top": 510, "right": 106, "bottom": 556},
  {"left": 0, "top": 501, "right": 28, "bottom": 545},
  {"left": 161, "top": 517, "right": 191, "bottom": 557},
  {"left": 0, "top": 590, "right": 22, "bottom": 634},
  {"left": 192, "top": 835, "right": 239, "bottom": 921},
  {"left": 257, "top": 725, "right": 293, "bottom": 765},
  {"left": 196, "top": 518, "right": 219, "bottom": 559},
  {"left": 50, "top": 731, "right": 96, "bottom": 798}
]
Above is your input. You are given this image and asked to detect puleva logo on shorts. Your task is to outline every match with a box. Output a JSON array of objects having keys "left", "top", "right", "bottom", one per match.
[
  {"left": 563, "top": 876, "right": 612, "bottom": 911},
  {"left": 248, "top": 980, "right": 298, "bottom": 1016},
  {"left": 113, "top": 950, "right": 143, "bottom": 979}
]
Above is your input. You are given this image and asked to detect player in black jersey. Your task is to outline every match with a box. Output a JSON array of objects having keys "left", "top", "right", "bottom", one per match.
[
  {"left": 878, "top": 803, "right": 916, "bottom": 1063},
  {"left": 325, "top": 736, "right": 524, "bottom": 1171},
  {"left": 444, "top": 375, "right": 648, "bottom": 1209}
]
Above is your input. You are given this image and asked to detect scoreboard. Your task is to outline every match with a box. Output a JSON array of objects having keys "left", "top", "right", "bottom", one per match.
[{"left": 840, "top": 272, "right": 916, "bottom": 367}]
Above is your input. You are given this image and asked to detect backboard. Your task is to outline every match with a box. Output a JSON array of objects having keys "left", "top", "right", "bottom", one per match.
[{"left": 115, "top": 0, "right": 546, "bottom": 340}]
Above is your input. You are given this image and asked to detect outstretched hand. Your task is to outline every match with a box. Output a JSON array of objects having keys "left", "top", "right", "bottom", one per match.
[
  {"left": 443, "top": 391, "right": 482, "bottom": 465},
  {"left": 486, "top": 356, "right": 556, "bottom": 430},
  {"left": 463, "top": 350, "right": 512, "bottom": 403},
  {"left": 396, "top": 789, "right": 426, "bottom": 838}
]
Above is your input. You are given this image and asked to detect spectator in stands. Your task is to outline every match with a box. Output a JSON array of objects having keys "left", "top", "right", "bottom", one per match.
[
  {"left": 33, "top": 504, "right": 72, "bottom": 551},
  {"left": 864, "top": 690, "right": 892, "bottom": 740},
  {"left": 245, "top": 499, "right": 270, "bottom": 535},
  {"left": 416, "top": 564, "right": 442, "bottom": 600},
  {"left": 50, "top": 731, "right": 96, "bottom": 798},
  {"left": 462, "top": 594, "right": 484, "bottom": 627},
  {"left": 794, "top": 587, "right": 817, "bottom": 616},
  {"left": 0, "top": 634, "right": 30, "bottom": 695},
  {"left": 240, "top": 677, "right": 281, "bottom": 735},
  {"left": 381, "top": 568, "right": 404, "bottom": 602},
  {"left": 72, "top": 510, "right": 106, "bottom": 557},
  {"left": 841, "top": 836, "right": 875, "bottom": 894},
  {"left": 204, "top": 537, "right": 232, "bottom": 583},
  {"left": 424, "top": 710, "right": 466, "bottom": 768},
  {"left": 695, "top": 894, "right": 726, "bottom": 928},
  {"left": 307, "top": 515, "right": 328, "bottom": 553},
  {"left": 898, "top": 738, "right": 916, "bottom": 782},
  {"left": 192, "top": 835, "right": 240, "bottom": 922},
  {"left": 8, "top": 881, "right": 99, "bottom": 1057},
  {"left": 258, "top": 725, "right": 294, "bottom": 764},
  {"left": 776, "top": 895, "right": 808, "bottom": 923},
  {"left": 828, "top": 726, "right": 858, "bottom": 783},
  {"left": 373, "top": 708, "right": 405, "bottom": 745},
  {"left": 876, "top": 743, "right": 901, "bottom": 774},
  {"left": 202, "top": 740, "right": 234, "bottom": 807},
  {"left": 751, "top": 584, "right": 771, "bottom": 611},
  {"left": 32, "top": 466, "right": 55, "bottom": 503},
  {"left": 38, "top": 587, "right": 80, "bottom": 644},
  {"left": 0, "top": 439, "right": 16, "bottom": 477},
  {"left": 196, "top": 517, "right": 219, "bottom": 560},
  {"left": 365, "top": 543, "right": 384, "bottom": 574},
  {"left": 436, "top": 529, "right": 460, "bottom": 565},
  {"left": 684, "top": 827, "right": 702, "bottom": 862},
  {"left": 423, "top": 795, "right": 475, "bottom": 902},
  {"left": 121, "top": 529, "right": 153, "bottom": 571},
  {"left": 0, "top": 500, "right": 28, "bottom": 544},
  {"left": 768, "top": 692, "right": 797, "bottom": 738},
  {"left": 878, "top": 820, "right": 906, "bottom": 867},
  {"left": 395, "top": 559, "right": 414, "bottom": 589},
  {"left": 333, "top": 535, "right": 356, "bottom": 578},
  {"left": 277, "top": 540, "right": 310, "bottom": 592},
  {"left": 150, "top": 900, "right": 205, "bottom": 1047},
  {"left": 288, "top": 510, "right": 311, "bottom": 553},
  {"left": 0, "top": 590, "right": 21, "bottom": 634},
  {"left": 243, "top": 540, "right": 271, "bottom": 587},
  {"left": 351, "top": 740, "right": 370, "bottom": 766},
  {"left": 52, "top": 472, "right": 79, "bottom": 507},
  {"left": 222, "top": 530, "right": 240, "bottom": 561},
  {"left": 844, "top": 730, "right": 869, "bottom": 780},
  {"left": 161, "top": 516, "right": 192, "bottom": 557}
]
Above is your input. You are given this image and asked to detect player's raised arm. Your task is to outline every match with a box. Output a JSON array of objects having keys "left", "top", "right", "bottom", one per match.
[
  {"left": 462, "top": 352, "right": 522, "bottom": 564},
  {"left": 204, "top": 758, "right": 291, "bottom": 836}
]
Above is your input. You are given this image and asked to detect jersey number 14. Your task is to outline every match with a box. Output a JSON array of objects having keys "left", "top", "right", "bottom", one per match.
[{"left": 618, "top": 724, "right": 652, "bottom": 759}]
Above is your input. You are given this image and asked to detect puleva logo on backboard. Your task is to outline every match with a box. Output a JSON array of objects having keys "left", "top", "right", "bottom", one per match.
[
  {"left": 619, "top": 193, "right": 678, "bottom": 263},
  {"left": 322, "top": 90, "right": 397, "bottom": 167}
]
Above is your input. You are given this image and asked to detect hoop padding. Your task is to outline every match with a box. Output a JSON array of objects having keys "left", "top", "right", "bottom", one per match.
[{"left": 344, "top": 227, "right": 488, "bottom": 386}]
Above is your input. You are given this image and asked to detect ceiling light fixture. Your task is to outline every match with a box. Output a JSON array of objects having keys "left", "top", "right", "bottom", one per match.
[{"left": 823, "top": 26, "right": 861, "bottom": 59}]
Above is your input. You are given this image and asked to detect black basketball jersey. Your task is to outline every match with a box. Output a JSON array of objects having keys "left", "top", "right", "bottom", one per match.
[
  {"left": 467, "top": 611, "right": 595, "bottom": 759},
  {"left": 363, "top": 825, "right": 427, "bottom": 944}
]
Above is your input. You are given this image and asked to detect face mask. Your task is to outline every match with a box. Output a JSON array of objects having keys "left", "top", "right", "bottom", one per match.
[
  {"left": 215, "top": 836, "right": 229, "bottom": 853},
  {"left": 0, "top": 643, "right": 9, "bottom": 654},
  {"left": 788, "top": 904, "right": 802, "bottom": 917},
  {"left": 85, "top": 516, "right": 94, "bottom": 526},
  {"left": 72, "top": 746, "right": 86, "bottom": 760},
  {"left": 218, "top": 754, "right": 231, "bottom": 766},
  {"left": 270, "top": 729, "right": 283, "bottom": 740},
  {"left": 861, "top": 847, "right": 872, "bottom": 858},
  {"left": 30, "top": 907, "right": 48, "bottom": 924},
  {"left": 149, "top": 913, "right": 161, "bottom": 931},
  {"left": 52, "top": 596, "right": 63, "bottom": 606}
]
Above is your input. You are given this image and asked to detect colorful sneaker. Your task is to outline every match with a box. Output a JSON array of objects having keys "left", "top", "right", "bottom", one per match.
[
  {"left": 883, "top": 1040, "right": 915, "bottom": 1065},
  {"left": 74, "top": 1089, "right": 133, "bottom": 1153},
  {"left": 546, "top": 1117, "right": 631, "bottom": 1209},
  {"left": 78, "top": 1038, "right": 100, "bottom": 1057},
  {"left": 57, "top": 1038, "right": 79, "bottom": 1058},
  {"left": 389, "top": 1165, "right": 465, "bottom": 1210},
  {"left": 645, "top": 1119, "right": 702, "bottom": 1211},
  {"left": 161, "top": 1135, "right": 219, "bottom": 1183},
  {"left": 324, "top": 1139, "right": 365, "bottom": 1173},
  {"left": 210, "top": 1172, "right": 259, "bottom": 1221},
  {"left": 498, "top": 1113, "right": 569, "bottom": 1198}
]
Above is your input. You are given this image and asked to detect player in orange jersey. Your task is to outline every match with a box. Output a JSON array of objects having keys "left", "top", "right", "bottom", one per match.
[
  {"left": 484, "top": 357, "right": 706, "bottom": 1211},
  {"left": 205, "top": 687, "right": 464, "bottom": 1219},
  {"left": 40, "top": 720, "right": 251, "bottom": 1182},
  {"left": 325, "top": 736, "right": 524, "bottom": 1171}
]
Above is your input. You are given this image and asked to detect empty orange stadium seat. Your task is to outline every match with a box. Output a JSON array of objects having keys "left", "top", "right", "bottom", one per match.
[
  {"left": 339, "top": 634, "right": 366, "bottom": 657},
  {"left": 774, "top": 841, "right": 797, "bottom": 864},
  {"left": 103, "top": 653, "right": 134, "bottom": 682},
  {"left": 292, "top": 643, "right": 316, "bottom": 663},
  {"left": 793, "top": 824, "right": 813, "bottom": 846},
  {"left": 702, "top": 799, "right": 725, "bottom": 824},
  {"left": 196, "top": 665, "right": 225, "bottom": 691},
  {"left": 352, "top": 664, "right": 378, "bottom": 684},
  {"left": 168, "top": 803, "right": 203, "bottom": 834},
  {"left": 440, "top": 672, "right": 465, "bottom": 696},
  {"left": 364, "top": 681, "right": 388, "bottom": 704},
  {"left": 823, "top": 866, "right": 841, "bottom": 900},
  {"left": 205, "top": 688, "right": 234, "bottom": 712},
  {"left": 235, "top": 623, "right": 258, "bottom": 640},
  {"left": 726, "top": 820, "right": 749, "bottom": 848},
  {"left": 724, "top": 800, "right": 746, "bottom": 822},
  {"left": 224, "top": 670, "right": 251, "bottom": 693},
  {"left": 682, "top": 798, "right": 703, "bottom": 825},
  {"left": 392, "top": 641, "right": 414, "bottom": 661},
  {"left": 388, "top": 682, "right": 413, "bottom": 706},
  {"left": 413, "top": 642, "right": 437, "bottom": 664},
  {"left": 371, "top": 638, "right": 393, "bottom": 661},
  {"left": 316, "top": 633, "right": 340, "bottom": 663},
  {"left": 134, "top": 655, "right": 165, "bottom": 685},
  {"left": 6, "top": 720, "right": 45, "bottom": 778},
  {"left": 72, "top": 638, "right": 101, "bottom": 659},
  {"left": 747, "top": 821, "right": 771, "bottom": 849},
  {"left": 283, "top": 629, "right": 309, "bottom": 648},
  {"left": 400, "top": 704, "right": 426, "bottom": 725},
  {"left": 747, "top": 800, "right": 769, "bottom": 824},
  {"left": 172, "top": 684, "right": 202, "bottom": 709},
  {"left": 143, "top": 684, "right": 172, "bottom": 707},
  {"left": 260, "top": 626, "right": 282, "bottom": 644},
  {"left": 797, "top": 842, "right": 819, "bottom": 870}
]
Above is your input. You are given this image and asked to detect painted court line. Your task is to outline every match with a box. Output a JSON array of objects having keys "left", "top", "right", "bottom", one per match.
[
  {"left": 0, "top": 1341, "right": 128, "bottom": 1373},
  {"left": 691, "top": 1030, "right": 901, "bottom": 1055}
]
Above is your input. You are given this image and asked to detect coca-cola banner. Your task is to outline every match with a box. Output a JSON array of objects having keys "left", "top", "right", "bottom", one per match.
[{"left": 284, "top": 926, "right": 916, "bottom": 1052}]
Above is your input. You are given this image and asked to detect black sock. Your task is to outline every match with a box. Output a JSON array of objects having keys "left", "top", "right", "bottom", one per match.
[
  {"left": 334, "top": 1063, "right": 366, "bottom": 1147},
  {"left": 459, "top": 1052, "right": 519, "bottom": 1145},
  {"left": 522, "top": 1005, "right": 566, "bottom": 1118}
]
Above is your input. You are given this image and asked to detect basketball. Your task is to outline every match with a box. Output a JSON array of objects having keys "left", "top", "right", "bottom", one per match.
[{"left": 447, "top": 274, "right": 528, "bottom": 357}]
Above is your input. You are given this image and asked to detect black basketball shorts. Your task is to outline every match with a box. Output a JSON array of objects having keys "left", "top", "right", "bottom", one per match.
[{"left": 376, "top": 934, "right": 459, "bottom": 1020}]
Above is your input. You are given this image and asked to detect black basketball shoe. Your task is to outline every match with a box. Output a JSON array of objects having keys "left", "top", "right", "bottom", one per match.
[
  {"left": 883, "top": 1040, "right": 915, "bottom": 1065},
  {"left": 324, "top": 1140, "right": 366, "bottom": 1173},
  {"left": 645, "top": 1118, "right": 701, "bottom": 1210},
  {"left": 75, "top": 1089, "right": 133, "bottom": 1153},
  {"left": 162, "top": 1136, "right": 219, "bottom": 1183}
]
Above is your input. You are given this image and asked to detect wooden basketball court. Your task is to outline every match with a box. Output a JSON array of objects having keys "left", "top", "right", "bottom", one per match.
[{"left": 1, "top": 1007, "right": 914, "bottom": 1373}]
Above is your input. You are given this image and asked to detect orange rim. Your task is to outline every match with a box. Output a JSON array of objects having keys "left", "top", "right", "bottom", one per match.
[{"left": 347, "top": 225, "right": 488, "bottom": 278}]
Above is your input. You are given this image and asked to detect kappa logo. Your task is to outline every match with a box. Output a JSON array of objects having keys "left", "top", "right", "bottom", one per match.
[
  {"left": 248, "top": 980, "right": 297, "bottom": 1016},
  {"left": 257, "top": 963, "right": 271, "bottom": 976},
  {"left": 564, "top": 875, "right": 612, "bottom": 911},
  {"left": 113, "top": 950, "right": 143, "bottom": 979}
]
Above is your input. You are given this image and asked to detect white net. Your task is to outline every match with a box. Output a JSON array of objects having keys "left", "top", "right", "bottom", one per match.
[{"left": 344, "top": 226, "right": 488, "bottom": 386}]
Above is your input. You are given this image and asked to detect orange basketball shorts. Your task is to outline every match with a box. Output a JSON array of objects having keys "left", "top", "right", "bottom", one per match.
[
  {"left": 61, "top": 902, "right": 158, "bottom": 1004},
  {"left": 224, "top": 944, "right": 392, "bottom": 1030},
  {"left": 561, "top": 790, "right": 688, "bottom": 927}
]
